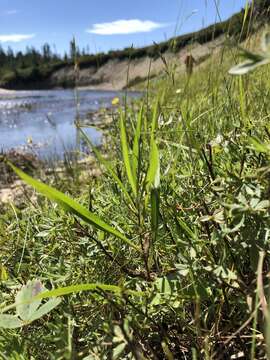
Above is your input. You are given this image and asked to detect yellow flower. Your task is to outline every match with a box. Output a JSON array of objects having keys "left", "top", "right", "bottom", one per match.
[
  {"left": 27, "top": 136, "right": 33, "bottom": 145},
  {"left": 111, "top": 97, "right": 120, "bottom": 106}
]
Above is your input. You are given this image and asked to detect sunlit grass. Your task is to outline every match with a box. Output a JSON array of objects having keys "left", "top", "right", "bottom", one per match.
[{"left": 1, "top": 2, "right": 270, "bottom": 358}]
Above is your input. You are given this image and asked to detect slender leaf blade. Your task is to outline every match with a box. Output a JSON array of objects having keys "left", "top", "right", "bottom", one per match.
[
  {"left": 8, "top": 162, "right": 140, "bottom": 252},
  {"left": 120, "top": 112, "right": 137, "bottom": 197},
  {"left": 132, "top": 106, "right": 143, "bottom": 182},
  {"left": 146, "top": 140, "right": 160, "bottom": 189},
  {"left": 151, "top": 100, "right": 159, "bottom": 141},
  {"left": 242, "top": 1, "right": 249, "bottom": 26},
  {"left": 29, "top": 297, "right": 61, "bottom": 322},
  {"left": 34, "top": 283, "right": 145, "bottom": 299}
]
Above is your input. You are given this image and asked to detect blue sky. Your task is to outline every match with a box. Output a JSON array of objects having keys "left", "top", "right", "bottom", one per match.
[{"left": 0, "top": 0, "right": 248, "bottom": 55}]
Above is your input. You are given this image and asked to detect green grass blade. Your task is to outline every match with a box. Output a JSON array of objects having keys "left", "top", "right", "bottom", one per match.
[
  {"left": 120, "top": 111, "right": 137, "bottom": 197},
  {"left": 241, "top": 0, "right": 250, "bottom": 33},
  {"left": 132, "top": 105, "right": 143, "bottom": 183},
  {"left": 151, "top": 100, "right": 159, "bottom": 141},
  {"left": 146, "top": 139, "right": 160, "bottom": 235},
  {"left": 8, "top": 162, "right": 140, "bottom": 252},
  {"left": 35, "top": 283, "right": 145, "bottom": 299},
  {"left": 79, "top": 129, "right": 135, "bottom": 208},
  {"left": 177, "top": 217, "right": 197, "bottom": 240},
  {"left": 0, "top": 284, "right": 145, "bottom": 316},
  {"left": 146, "top": 139, "right": 160, "bottom": 189}
]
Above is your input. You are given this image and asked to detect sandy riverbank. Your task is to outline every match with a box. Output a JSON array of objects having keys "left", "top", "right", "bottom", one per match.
[
  {"left": 0, "top": 88, "right": 17, "bottom": 95},
  {"left": 0, "top": 149, "right": 102, "bottom": 206}
]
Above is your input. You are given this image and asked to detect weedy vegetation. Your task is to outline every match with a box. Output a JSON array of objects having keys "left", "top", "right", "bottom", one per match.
[{"left": 1, "top": 1, "right": 270, "bottom": 359}]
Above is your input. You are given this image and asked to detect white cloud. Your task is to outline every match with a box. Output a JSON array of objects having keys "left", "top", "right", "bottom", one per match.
[
  {"left": 0, "top": 34, "right": 35, "bottom": 43},
  {"left": 3, "top": 10, "right": 19, "bottom": 15},
  {"left": 87, "top": 19, "right": 168, "bottom": 35}
]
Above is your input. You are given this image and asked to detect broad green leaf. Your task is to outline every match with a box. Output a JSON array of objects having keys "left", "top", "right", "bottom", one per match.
[
  {"left": 120, "top": 112, "right": 137, "bottom": 197},
  {"left": 0, "top": 315, "right": 22, "bottom": 329},
  {"left": 161, "top": 341, "right": 174, "bottom": 360},
  {"left": 29, "top": 297, "right": 61, "bottom": 322},
  {"left": 0, "top": 280, "right": 61, "bottom": 327},
  {"left": 255, "top": 200, "right": 270, "bottom": 211},
  {"left": 16, "top": 280, "right": 44, "bottom": 321},
  {"left": 112, "top": 342, "right": 127, "bottom": 360},
  {"left": 34, "top": 283, "right": 145, "bottom": 299},
  {"left": 154, "top": 276, "right": 178, "bottom": 296},
  {"left": 79, "top": 129, "right": 135, "bottom": 208},
  {"left": 153, "top": 275, "right": 209, "bottom": 302},
  {"left": 249, "top": 137, "right": 270, "bottom": 153},
  {"left": 8, "top": 162, "right": 140, "bottom": 252}
]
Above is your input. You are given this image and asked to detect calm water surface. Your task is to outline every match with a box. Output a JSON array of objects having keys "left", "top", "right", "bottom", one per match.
[{"left": 0, "top": 89, "right": 139, "bottom": 159}]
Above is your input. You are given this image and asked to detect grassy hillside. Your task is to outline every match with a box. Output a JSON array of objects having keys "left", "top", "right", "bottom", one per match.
[{"left": 1, "top": 2, "right": 270, "bottom": 359}]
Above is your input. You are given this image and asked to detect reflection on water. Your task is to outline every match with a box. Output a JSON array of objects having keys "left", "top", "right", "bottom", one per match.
[{"left": 0, "top": 89, "right": 139, "bottom": 159}]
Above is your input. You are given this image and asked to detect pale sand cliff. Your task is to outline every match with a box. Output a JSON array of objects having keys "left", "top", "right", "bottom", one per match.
[{"left": 50, "top": 36, "right": 226, "bottom": 91}]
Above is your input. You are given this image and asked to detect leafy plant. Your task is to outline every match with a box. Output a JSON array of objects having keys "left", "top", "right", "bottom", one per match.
[{"left": 0, "top": 280, "right": 61, "bottom": 329}]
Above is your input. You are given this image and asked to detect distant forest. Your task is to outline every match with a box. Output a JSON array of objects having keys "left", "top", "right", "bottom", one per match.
[
  {"left": 0, "top": 38, "right": 86, "bottom": 70},
  {"left": 0, "top": 0, "right": 269, "bottom": 89}
]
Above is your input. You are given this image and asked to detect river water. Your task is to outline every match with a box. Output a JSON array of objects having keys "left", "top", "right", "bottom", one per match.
[{"left": 0, "top": 89, "right": 138, "bottom": 159}]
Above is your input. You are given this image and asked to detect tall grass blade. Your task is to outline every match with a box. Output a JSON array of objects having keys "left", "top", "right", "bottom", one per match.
[
  {"left": 35, "top": 283, "right": 145, "bottom": 299},
  {"left": 8, "top": 162, "right": 140, "bottom": 252},
  {"left": 151, "top": 100, "right": 159, "bottom": 141},
  {"left": 146, "top": 139, "right": 160, "bottom": 240},
  {"left": 132, "top": 105, "right": 143, "bottom": 184},
  {"left": 146, "top": 139, "right": 160, "bottom": 189},
  {"left": 241, "top": 0, "right": 250, "bottom": 34},
  {"left": 120, "top": 111, "right": 137, "bottom": 197}
]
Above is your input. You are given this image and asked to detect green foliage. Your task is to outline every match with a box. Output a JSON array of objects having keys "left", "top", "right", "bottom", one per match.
[
  {"left": 8, "top": 162, "right": 139, "bottom": 252},
  {"left": 0, "top": 280, "right": 61, "bottom": 329},
  {"left": 2, "top": 4, "right": 270, "bottom": 358}
]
